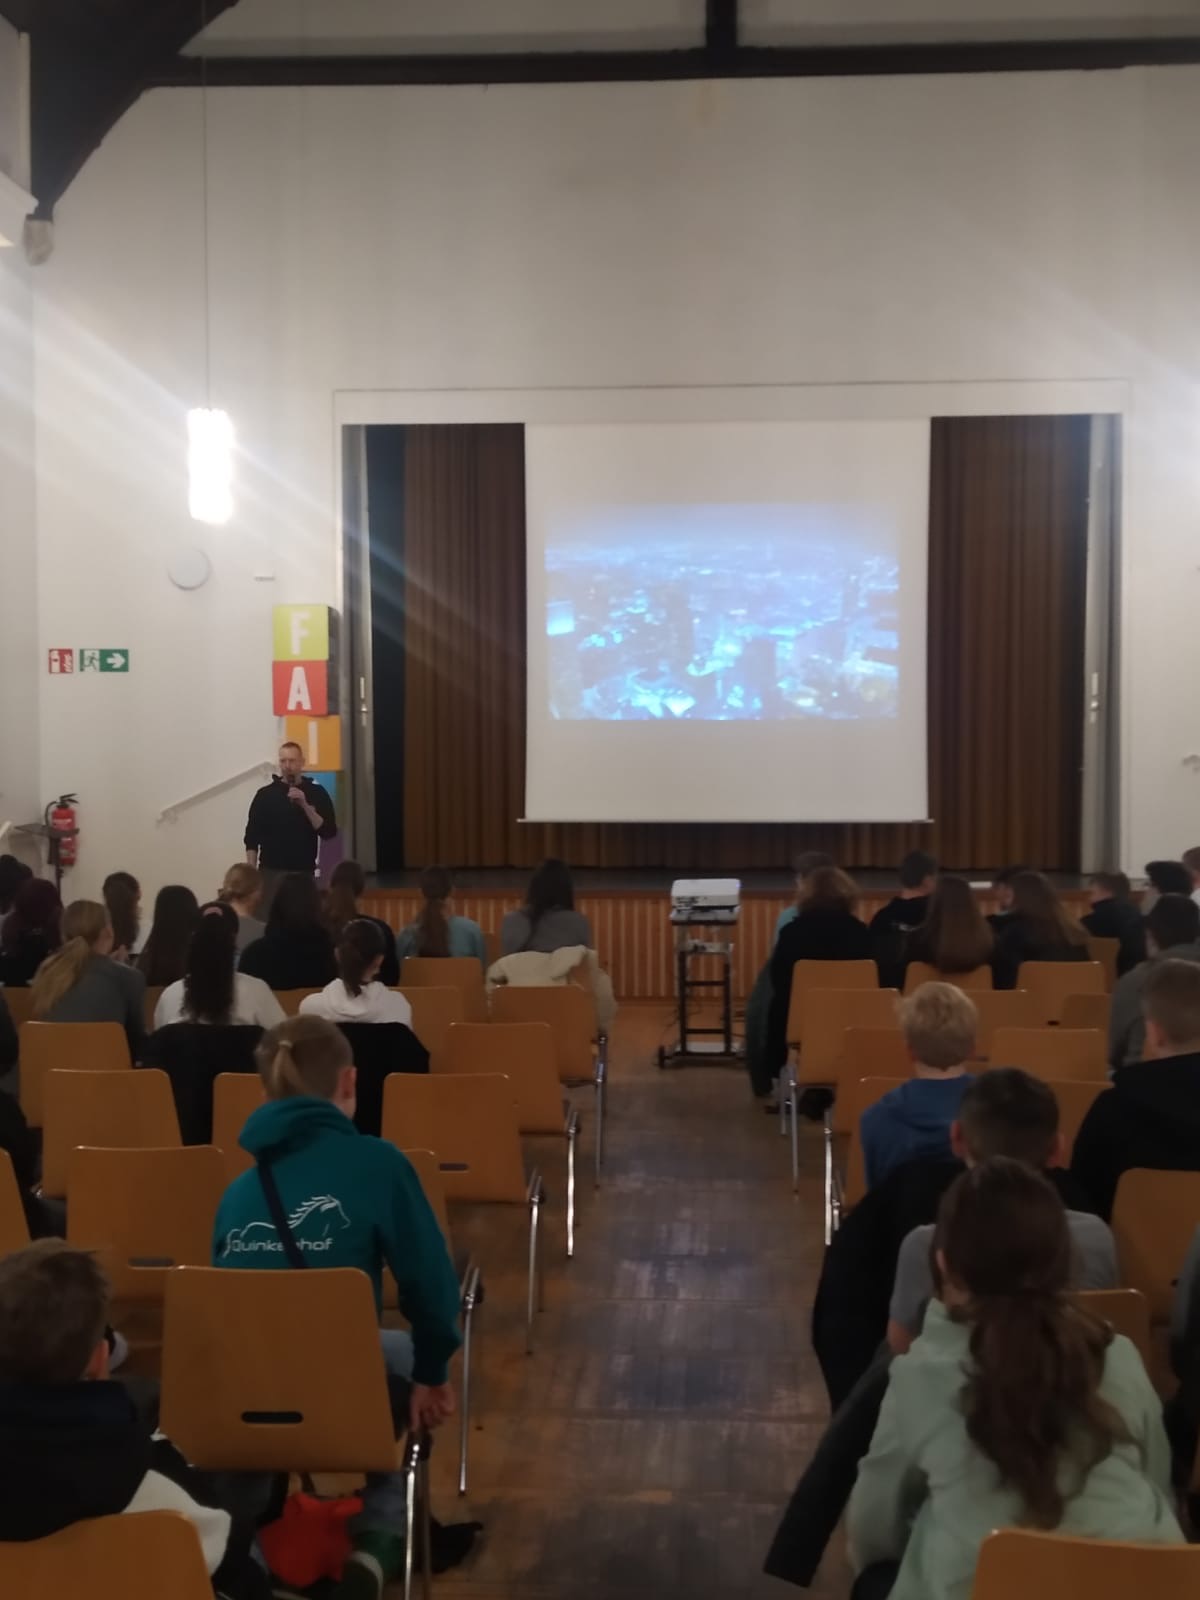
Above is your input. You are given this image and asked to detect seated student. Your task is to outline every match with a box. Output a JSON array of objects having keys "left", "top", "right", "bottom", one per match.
[
  {"left": 869, "top": 850, "right": 937, "bottom": 984},
  {"left": 1108, "top": 893, "right": 1200, "bottom": 1070},
  {"left": 1143, "top": 858, "right": 1194, "bottom": 912},
  {"left": 900, "top": 874, "right": 993, "bottom": 985},
  {"left": 239, "top": 873, "right": 337, "bottom": 992},
  {"left": 500, "top": 858, "right": 593, "bottom": 956},
  {"left": 984, "top": 864, "right": 1026, "bottom": 931},
  {"left": 0, "top": 878, "right": 62, "bottom": 987},
  {"left": 1072, "top": 957, "right": 1200, "bottom": 1219},
  {"left": 1185, "top": 846, "right": 1200, "bottom": 908},
  {"left": 32, "top": 900, "right": 146, "bottom": 1058},
  {"left": 325, "top": 860, "right": 400, "bottom": 986},
  {"left": 101, "top": 871, "right": 141, "bottom": 964},
  {"left": 766, "top": 866, "right": 872, "bottom": 1078},
  {"left": 213, "top": 1016, "right": 477, "bottom": 1593},
  {"left": 847, "top": 1160, "right": 1181, "bottom": 1600},
  {"left": 992, "top": 869, "right": 1091, "bottom": 988},
  {"left": 300, "top": 919, "right": 414, "bottom": 1026},
  {"left": 860, "top": 984, "right": 973, "bottom": 1191},
  {"left": 153, "top": 902, "right": 284, "bottom": 1030},
  {"left": 136, "top": 884, "right": 200, "bottom": 989},
  {"left": 0, "top": 1240, "right": 268, "bottom": 1597},
  {"left": 810, "top": 1067, "right": 1107, "bottom": 1412},
  {"left": 396, "top": 866, "right": 487, "bottom": 969},
  {"left": 217, "top": 862, "right": 267, "bottom": 954},
  {"left": 1082, "top": 870, "right": 1146, "bottom": 978},
  {"left": 0, "top": 854, "right": 32, "bottom": 920},
  {"left": 772, "top": 850, "right": 835, "bottom": 944}
]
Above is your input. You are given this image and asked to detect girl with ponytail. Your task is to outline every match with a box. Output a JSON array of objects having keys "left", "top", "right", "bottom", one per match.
[
  {"left": 847, "top": 1158, "right": 1181, "bottom": 1600},
  {"left": 31, "top": 899, "right": 146, "bottom": 1056},
  {"left": 212, "top": 1014, "right": 480, "bottom": 1582},
  {"left": 153, "top": 901, "right": 284, "bottom": 1029},
  {"left": 322, "top": 861, "right": 400, "bottom": 986},
  {"left": 299, "top": 919, "right": 414, "bottom": 1026},
  {"left": 396, "top": 866, "right": 487, "bottom": 969}
]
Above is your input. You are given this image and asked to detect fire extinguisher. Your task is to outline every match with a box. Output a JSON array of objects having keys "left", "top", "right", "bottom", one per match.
[{"left": 44, "top": 793, "right": 79, "bottom": 888}]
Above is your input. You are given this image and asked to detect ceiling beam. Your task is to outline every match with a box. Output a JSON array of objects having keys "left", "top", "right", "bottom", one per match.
[{"left": 153, "top": 32, "right": 1200, "bottom": 90}]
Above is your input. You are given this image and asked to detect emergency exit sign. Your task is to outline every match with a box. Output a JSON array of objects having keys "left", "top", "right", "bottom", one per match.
[{"left": 80, "top": 649, "right": 129, "bottom": 673}]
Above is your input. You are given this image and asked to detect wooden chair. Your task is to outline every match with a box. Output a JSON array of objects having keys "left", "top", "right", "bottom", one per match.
[
  {"left": 785, "top": 988, "right": 900, "bottom": 1193},
  {"left": 972, "top": 1527, "right": 1200, "bottom": 1598},
  {"left": 397, "top": 984, "right": 465, "bottom": 1067},
  {"left": 988, "top": 1027, "right": 1108, "bottom": 1083},
  {"left": 382, "top": 1072, "right": 546, "bottom": 1352},
  {"left": 442, "top": 1022, "right": 579, "bottom": 1258},
  {"left": 0, "top": 1148, "right": 30, "bottom": 1255},
  {"left": 273, "top": 988, "right": 321, "bottom": 1017},
  {"left": 1060, "top": 990, "right": 1112, "bottom": 1033},
  {"left": 838, "top": 1076, "right": 908, "bottom": 1219},
  {"left": 67, "top": 1145, "right": 226, "bottom": 1365},
  {"left": 784, "top": 959, "right": 879, "bottom": 1048},
  {"left": 1111, "top": 1168, "right": 1200, "bottom": 1323},
  {"left": 1073, "top": 1287, "right": 1152, "bottom": 1367},
  {"left": 903, "top": 962, "right": 993, "bottom": 995},
  {"left": 1085, "top": 934, "right": 1121, "bottom": 991},
  {"left": 41, "top": 1068, "right": 181, "bottom": 1199},
  {"left": 211, "top": 1071, "right": 266, "bottom": 1182},
  {"left": 402, "top": 1148, "right": 482, "bottom": 1497},
  {"left": 2, "top": 985, "right": 35, "bottom": 1027},
  {"left": 969, "top": 990, "right": 1041, "bottom": 1057},
  {"left": 143, "top": 985, "right": 164, "bottom": 1031},
  {"left": 160, "top": 1267, "right": 433, "bottom": 1600},
  {"left": 1017, "top": 959, "right": 1107, "bottom": 1024},
  {"left": 18, "top": 1021, "right": 131, "bottom": 1126},
  {"left": 1045, "top": 1079, "right": 1108, "bottom": 1164},
  {"left": 490, "top": 985, "right": 608, "bottom": 1183},
  {"left": 401, "top": 956, "right": 487, "bottom": 1022},
  {"left": 0, "top": 1511, "right": 214, "bottom": 1599}
]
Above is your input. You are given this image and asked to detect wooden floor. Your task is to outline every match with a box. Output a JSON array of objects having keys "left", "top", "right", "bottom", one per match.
[{"left": 417, "top": 1003, "right": 846, "bottom": 1599}]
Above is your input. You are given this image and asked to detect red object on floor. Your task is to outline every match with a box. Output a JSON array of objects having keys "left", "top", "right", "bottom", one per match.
[{"left": 258, "top": 1491, "right": 362, "bottom": 1587}]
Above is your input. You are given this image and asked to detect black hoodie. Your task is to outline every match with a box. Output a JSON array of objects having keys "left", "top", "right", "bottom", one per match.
[{"left": 1070, "top": 1051, "right": 1200, "bottom": 1219}]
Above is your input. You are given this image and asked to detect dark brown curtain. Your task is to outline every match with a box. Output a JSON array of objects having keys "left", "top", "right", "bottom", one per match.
[{"left": 399, "top": 416, "right": 1089, "bottom": 871}]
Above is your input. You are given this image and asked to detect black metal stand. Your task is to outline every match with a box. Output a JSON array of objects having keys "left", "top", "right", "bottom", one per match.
[{"left": 658, "top": 915, "right": 742, "bottom": 1069}]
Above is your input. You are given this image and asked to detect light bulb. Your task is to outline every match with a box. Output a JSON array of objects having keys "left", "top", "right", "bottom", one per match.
[{"left": 187, "top": 407, "right": 234, "bottom": 525}]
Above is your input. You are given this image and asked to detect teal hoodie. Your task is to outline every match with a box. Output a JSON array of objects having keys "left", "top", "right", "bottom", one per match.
[{"left": 211, "top": 1096, "right": 461, "bottom": 1386}]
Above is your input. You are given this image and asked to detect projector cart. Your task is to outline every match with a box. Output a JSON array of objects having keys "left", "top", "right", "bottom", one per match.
[{"left": 658, "top": 909, "right": 742, "bottom": 1069}]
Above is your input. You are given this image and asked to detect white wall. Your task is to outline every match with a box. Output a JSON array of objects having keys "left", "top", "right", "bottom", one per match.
[
  {"left": 0, "top": 16, "right": 37, "bottom": 839},
  {"left": 29, "top": 69, "right": 1200, "bottom": 892}
]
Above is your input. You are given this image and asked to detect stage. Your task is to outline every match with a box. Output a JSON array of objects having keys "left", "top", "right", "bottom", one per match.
[{"left": 363, "top": 870, "right": 1093, "bottom": 1003}]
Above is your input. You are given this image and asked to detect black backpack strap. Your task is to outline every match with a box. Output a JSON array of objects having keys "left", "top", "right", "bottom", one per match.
[{"left": 256, "top": 1160, "right": 307, "bottom": 1270}]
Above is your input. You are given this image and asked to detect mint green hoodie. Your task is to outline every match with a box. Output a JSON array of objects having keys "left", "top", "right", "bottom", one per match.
[
  {"left": 848, "top": 1300, "right": 1182, "bottom": 1600},
  {"left": 211, "top": 1096, "right": 461, "bottom": 1386}
]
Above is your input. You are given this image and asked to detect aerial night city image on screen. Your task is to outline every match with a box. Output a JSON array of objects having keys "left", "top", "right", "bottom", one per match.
[{"left": 545, "top": 504, "right": 900, "bottom": 722}]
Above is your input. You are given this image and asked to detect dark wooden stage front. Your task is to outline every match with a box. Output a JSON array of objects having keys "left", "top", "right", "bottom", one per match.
[{"left": 364, "top": 871, "right": 1091, "bottom": 1002}]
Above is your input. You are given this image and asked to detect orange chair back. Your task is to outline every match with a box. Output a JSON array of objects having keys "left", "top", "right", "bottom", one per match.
[
  {"left": 491, "top": 985, "right": 596, "bottom": 1081},
  {"left": 273, "top": 988, "right": 321, "bottom": 1017},
  {"left": 19, "top": 1021, "right": 131, "bottom": 1126},
  {"left": 0, "top": 1511, "right": 214, "bottom": 1599},
  {"left": 42, "top": 1068, "right": 181, "bottom": 1200},
  {"left": 382, "top": 1073, "right": 527, "bottom": 1204},
  {"left": 161, "top": 1267, "right": 397, "bottom": 1473},
  {"left": 397, "top": 984, "right": 464, "bottom": 1066},
  {"left": 841, "top": 1077, "right": 908, "bottom": 1203},
  {"left": 400, "top": 1147, "right": 454, "bottom": 1245},
  {"left": 211, "top": 1072, "right": 266, "bottom": 1182},
  {"left": 67, "top": 1145, "right": 226, "bottom": 1304},
  {"left": 972, "top": 1527, "right": 1200, "bottom": 1598},
  {"left": 797, "top": 989, "right": 900, "bottom": 1085},
  {"left": 969, "top": 989, "right": 1042, "bottom": 1056},
  {"left": 1045, "top": 1078, "right": 1107, "bottom": 1163},
  {"left": 1072, "top": 1288, "right": 1152, "bottom": 1368},
  {"left": 442, "top": 1021, "right": 563, "bottom": 1134},
  {"left": 1112, "top": 1167, "right": 1200, "bottom": 1323},
  {"left": 1017, "top": 959, "right": 1106, "bottom": 1023},
  {"left": 1060, "top": 990, "right": 1112, "bottom": 1033},
  {"left": 988, "top": 1027, "right": 1108, "bottom": 1082},
  {"left": 1085, "top": 935, "right": 1121, "bottom": 991},
  {"left": 401, "top": 956, "right": 487, "bottom": 1021},
  {"left": 0, "top": 1149, "right": 30, "bottom": 1255},
  {"left": 903, "top": 963, "right": 993, "bottom": 995},
  {"left": 785, "top": 959, "right": 878, "bottom": 1046}
]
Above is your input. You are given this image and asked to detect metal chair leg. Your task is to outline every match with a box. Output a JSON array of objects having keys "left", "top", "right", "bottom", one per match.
[
  {"left": 402, "top": 1434, "right": 418, "bottom": 1600},
  {"left": 790, "top": 1072, "right": 800, "bottom": 1194},
  {"left": 402, "top": 1430, "right": 433, "bottom": 1600},
  {"left": 419, "top": 1449, "right": 433, "bottom": 1600},
  {"left": 526, "top": 1172, "right": 544, "bottom": 1354},
  {"left": 823, "top": 1109, "right": 834, "bottom": 1247},
  {"left": 593, "top": 1042, "right": 607, "bottom": 1185},
  {"left": 566, "top": 1110, "right": 579, "bottom": 1259},
  {"left": 457, "top": 1267, "right": 480, "bottom": 1496}
]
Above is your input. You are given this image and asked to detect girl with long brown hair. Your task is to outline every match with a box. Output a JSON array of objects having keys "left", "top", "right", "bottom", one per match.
[
  {"left": 902, "top": 874, "right": 994, "bottom": 979},
  {"left": 765, "top": 865, "right": 872, "bottom": 1074},
  {"left": 31, "top": 899, "right": 146, "bottom": 1056},
  {"left": 396, "top": 866, "right": 487, "bottom": 969},
  {"left": 847, "top": 1159, "right": 1180, "bottom": 1600},
  {"left": 993, "top": 869, "right": 1090, "bottom": 988},
  {"left": 322, "top": 860, "right": 400, "bottom": 985}
]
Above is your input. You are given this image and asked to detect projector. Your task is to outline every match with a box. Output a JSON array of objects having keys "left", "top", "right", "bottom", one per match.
[{"left": 670, "top": 878, "right": 741, "bottom": 924}]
